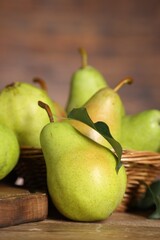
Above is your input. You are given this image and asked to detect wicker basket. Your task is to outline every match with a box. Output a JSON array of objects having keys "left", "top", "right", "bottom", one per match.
[
  {"left": 15, "top": 147, "right": 46, "bottom": 191},
  {"left": 15, "top": 147, "right": 160, "bottom": 212},
  {"left": 117, "top": 150, "right": 160, "bottom": 212}
]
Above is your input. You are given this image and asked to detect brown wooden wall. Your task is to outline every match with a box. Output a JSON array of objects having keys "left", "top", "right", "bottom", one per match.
[{"left": 0, "top": 0, "right": 159, "bottom": 114}]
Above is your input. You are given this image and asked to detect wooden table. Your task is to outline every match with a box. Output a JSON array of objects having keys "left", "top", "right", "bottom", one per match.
[{"left": 0, "top": 212, "right": 160, "bottom": 240}]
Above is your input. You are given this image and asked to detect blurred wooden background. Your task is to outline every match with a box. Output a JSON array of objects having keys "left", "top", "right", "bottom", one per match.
[{"left": 0, "top": 0, "right": 159, "bottom": 114}]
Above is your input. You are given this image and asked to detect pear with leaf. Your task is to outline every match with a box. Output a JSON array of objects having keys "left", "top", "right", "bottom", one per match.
[
  {"left": 66, "top": 48, "right": 108, "bottom": 113},
  {"left": 69, "top": 77, "right": 133, "bottom": 149},
  {"left": 38, "top": 101, "right": 126, "bottom": 222}
]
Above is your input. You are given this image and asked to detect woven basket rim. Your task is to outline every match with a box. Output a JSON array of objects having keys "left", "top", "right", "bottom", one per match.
[
  {"left": 121, "top": 150, "right": 160, "bottom": 166},
  {"left": 20, "top": 147, "right": 160, "bottom": 155},
  {"left": 20, "top": 147, "right": 160, "bottom": 165}
]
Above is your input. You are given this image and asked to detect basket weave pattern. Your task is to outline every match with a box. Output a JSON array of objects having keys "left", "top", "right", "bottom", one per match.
[
  {"left": 117, "top": 150, "right": 160, "bottom": 211},
  {"left": 15, "top": 147, "right": 47, "bottom": 191}
]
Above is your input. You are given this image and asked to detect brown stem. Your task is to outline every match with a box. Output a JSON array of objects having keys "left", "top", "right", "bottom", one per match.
[
  {"left": 114, "top": 77, "right": 133, "bottom": 92},
  {"left": 38, "top": 101, "right": 54, "bottom": 123},
  {"left": 78, "top": 47, "right": 88, "bottom": 68},
  {"left": 33, "top": 77, "right": 48, "bottom": 92},
  {"left": 5, "top": 82, "right": 16, "bottom": 88}
]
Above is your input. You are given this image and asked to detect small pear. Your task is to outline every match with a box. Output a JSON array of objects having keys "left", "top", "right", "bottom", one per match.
[
  {"left": 0, "top": 124, "right": 20, "bottom": 180},
  {"left": 66, "top": 48, "right": 108, "bottom": 113},
  {"left": 0, "top": 81, "right": 63, "bottom": 148},
  {"left": 69, "top": 77, "right": 133, "bottom": 149},
  {"left": 120, "top": 109, "right": 160, "bottom": 152},
  {"left": 38, "top": 101, "right": 127, "bottom": 222}
]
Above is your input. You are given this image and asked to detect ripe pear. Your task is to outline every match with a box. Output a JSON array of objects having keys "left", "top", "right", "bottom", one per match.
[
  {"left": 69, "top": 78, "right": 133, "bottom": 149},
  {"left": 120, "top": 109, "right": 160, "bottom": 152},
  {"left": 0, "top": 81, "right": 63, "bottom": 148},
  {"left": 0, "top": 124, "right": 20, "bottom": 180},
  {"left": 66, "top": 48, "right": 108, "bottom": 113},
  {"left": 38, "top": 101, "right": 127, "bottom": 222}
]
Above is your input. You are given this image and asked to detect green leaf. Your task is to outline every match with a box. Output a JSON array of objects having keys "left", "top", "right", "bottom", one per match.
[
  {"left": 68, "top": 107, "right": 122, "bottom": 171},
  {"left": 136, "top": 181, "right": 160, "bottom": 219},
  {"left": 147, "top": 181, "right": 160, "bottom": 219},
  {"left": 68, "top": 107, "right": 95, "bottom": 129},
  {"left": 94, "top": 121, "right": 122, "bottom": 170}
]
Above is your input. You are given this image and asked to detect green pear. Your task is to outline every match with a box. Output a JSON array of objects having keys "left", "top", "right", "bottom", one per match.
[
  {"left": 70, "top": 78, "right": 133, "bottom": 149},
  {"left": 66, "top": 48, "right": 108, "bottom": 113},
  {"left": 38, "top": 101, "right": 127, "bottom": 222},
  {"left": 120, "top": 109, "right": 160, "bottom": 152},
  {"left": 0, "top": 124, "right": 20, "bottom": 180},
  {"left": 0, "top": 81, "right": 63, "bottom": 148}
]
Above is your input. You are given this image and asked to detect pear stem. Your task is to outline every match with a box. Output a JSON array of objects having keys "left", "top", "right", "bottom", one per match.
[
  {"left": 5, "top": 82, "right": 16, "bottom": 88},
  {"left": 38, "top": 101, "right": 54, "bottom": 123},
  {"left": 78, "top": 48, "right": 88, "bottom": 68},
  {"left": 114, "top": 77, "right": 133, "bottom": 92},
  {"left": 33, "top": 77, "right": 48, "bottom": 92}
]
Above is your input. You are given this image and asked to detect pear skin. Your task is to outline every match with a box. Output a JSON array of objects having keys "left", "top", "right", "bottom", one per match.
[
  {"left": 69, "top": 87, "right": 124, "bottom": 149},
  {"left": 40, "top": 117, "right": 127, "bottom": 222},
  {"left": 68, "top": 78, "right": 133, "bottom": 149},
  {"left": 0, "top": 82, "right": 60, "bottom": 147},
  {"left": 66, "top": 67, "right": 107, "bottom": 113},
  {"left": 66, "top": 48, "right": 107, "bottom": 113},
  {"left": 121, "top": 109, "right": 160, "bottom": 152},
  {"left": 0, "top": 124, "right": 20, "bottom": 180}
]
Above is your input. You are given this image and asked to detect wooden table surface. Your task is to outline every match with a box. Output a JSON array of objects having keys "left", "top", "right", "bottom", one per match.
[
  {"left": 0, "top": 212, "right": 160, "bottom": 240},
  {"left": 0, "top": 183, "right": 160, "bottom": 239}
]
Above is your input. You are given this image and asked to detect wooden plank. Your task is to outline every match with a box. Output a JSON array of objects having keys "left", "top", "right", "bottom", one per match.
[{"left": 0, "top": 184, "right": 48, "bottom": 228}]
